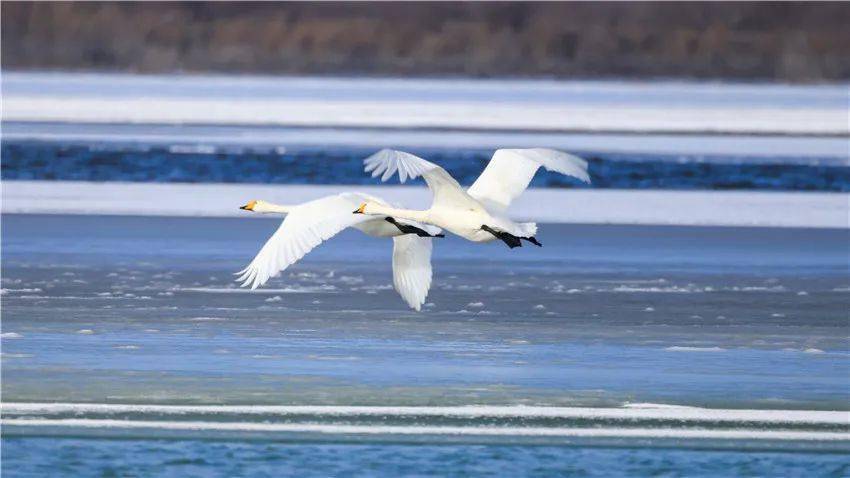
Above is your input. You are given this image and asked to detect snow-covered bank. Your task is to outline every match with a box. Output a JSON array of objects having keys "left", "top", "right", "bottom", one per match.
[
  {"left": 2, "top": 73, "right": 847, "bottom": 135},
  {"left": 3, "top": 181, "right": 846, "bottom": 229}
]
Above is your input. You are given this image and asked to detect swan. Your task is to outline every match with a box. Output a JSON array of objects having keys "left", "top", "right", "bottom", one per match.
[
  {"left": 353, "top": 148, "right": 590, "bottom": 248},
  {"left": 236, "top": 193, "right": 443, "bottom": 311}
]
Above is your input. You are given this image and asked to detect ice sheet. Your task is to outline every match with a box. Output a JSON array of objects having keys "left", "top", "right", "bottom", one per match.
[
  {"left": 3, "top": 180, "right": 847, "bottom": 228},
  {"left": 3, "top": 72, "right": 847, "bottom": 135}
]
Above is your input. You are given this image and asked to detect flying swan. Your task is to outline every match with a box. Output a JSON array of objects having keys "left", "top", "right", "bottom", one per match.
[
  {"left": 353, "top": 148, "right": 591, "bottom": 248},
  {"left": 236, "top": 193, "right": 443, "bottom": 311},
  {"left": 354, "top": 148, "right": 590, "bottom": 249}
]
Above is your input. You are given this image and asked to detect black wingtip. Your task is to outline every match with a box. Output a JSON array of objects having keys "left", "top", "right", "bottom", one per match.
[{"left": 526, "top": 237, "right": 543, "bottom": 247}]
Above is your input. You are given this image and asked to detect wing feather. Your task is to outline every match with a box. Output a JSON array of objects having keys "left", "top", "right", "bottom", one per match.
[
  {"left": 467, "top": 148, "right": 590, "bottom": 212},
  {"left": 363, "top": 149, "right": 479, "bottom": 210},
  {"left": 392, "top": 234, "right": 433, "bottom": 311},
  {"left": 237, "top": 193, "right": 374, "bottom": 289}
]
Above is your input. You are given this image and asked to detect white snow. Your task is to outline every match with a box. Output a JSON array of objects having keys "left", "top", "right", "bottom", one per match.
[
  {"left": 3, "top": 181, "right": 847, "bottom": 229},
  {"left": 7, "top": 96, "right": 845, "bottom": 135},
  {"left": 2, "top": 72, "right": 847, "bottom": 136}
]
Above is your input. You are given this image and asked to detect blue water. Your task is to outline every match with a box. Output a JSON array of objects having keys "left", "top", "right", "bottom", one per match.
[
  {"left": 3, "top": 214, "right": 849, "bottom": 475},
  {"left": 3, "top": 136, "right": 850, "bottom": 475},
  {"left": 3, "top": 214, "right": 848, "bottom": 408},
  {"left": 3, "top": 73, "right": 850, "bottom": 475},
  {"left": 3, "top": 438, "right": 849, "bottom": 478},
  {"left": 3, "top": 140, "right": 849, "bottom": 191}
]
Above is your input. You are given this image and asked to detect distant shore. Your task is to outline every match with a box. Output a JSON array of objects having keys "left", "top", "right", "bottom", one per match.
[{"left": 3, "top": 2, "right": 848, "bottom": 82}]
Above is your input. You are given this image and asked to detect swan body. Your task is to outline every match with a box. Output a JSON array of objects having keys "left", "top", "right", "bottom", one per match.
[
  {"left": 237, "top": 193, "right": 442, "bottom": 311},
  {"left": 355, "top": 148, "right": 590, "bottom": 248}
]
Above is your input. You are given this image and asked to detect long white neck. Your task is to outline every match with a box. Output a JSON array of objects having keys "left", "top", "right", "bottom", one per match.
[
  {"left": 369, "top": 203, "right": 429, "bottom": 224},
  {"left": 256, "top": 201, "right": 292, "bottom": 214}
]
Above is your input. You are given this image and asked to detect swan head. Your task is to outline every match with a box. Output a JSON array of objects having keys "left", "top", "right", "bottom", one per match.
[
  {"left": 240, "top": 200, "right": 259, "bottom": 211},
  {"left": 240, "top": 200, "right": 290, "bottom": 214},
  {"left": 352, "top": 202, "right": 379, "bottom": 215},
  {"left": 240, "top": 200, "right": 280, "bottom": 213}
]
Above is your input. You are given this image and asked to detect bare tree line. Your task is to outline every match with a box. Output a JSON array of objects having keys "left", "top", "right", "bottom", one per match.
[{"left": 3, "top": 2, "right": 848, "bottom": 81}]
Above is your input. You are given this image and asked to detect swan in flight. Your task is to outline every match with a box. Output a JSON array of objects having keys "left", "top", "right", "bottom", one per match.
[
  {"left": 353, "top": 148, "right": 590, "bottom": 248},
  {"left": 236, "top": 193, "right": 443, "bottom": 311}
]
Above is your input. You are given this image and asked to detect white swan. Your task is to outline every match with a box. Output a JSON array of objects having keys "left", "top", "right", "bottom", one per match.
[
  {"left": 236, "top": 193, "right": 443, "bottom": 311},
  {"left": 353, "top": 148, "right": 590, "bottom": 248}
]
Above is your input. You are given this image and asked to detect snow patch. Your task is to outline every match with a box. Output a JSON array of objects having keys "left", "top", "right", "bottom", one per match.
[{"left": 3, "top": 181, "right": 847, "bottom": 229}]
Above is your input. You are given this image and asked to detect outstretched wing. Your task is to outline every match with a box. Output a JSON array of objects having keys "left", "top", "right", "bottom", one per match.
[
  {"left": 364, "top": 149, "right": 481, "bottom": 210},
  {"left": 467, "top": 148, "right": 590, "bottom": 212},
  {"left": 236, "top": 193, "right": 373, "bottom": 289},
  {"left": 392, "top": 234, "right": 433, "bottom": 311}
]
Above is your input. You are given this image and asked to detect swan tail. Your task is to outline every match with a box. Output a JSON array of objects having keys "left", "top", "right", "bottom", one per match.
[{"left": 518, "top": 222, "right": 538, "bottom": 237}]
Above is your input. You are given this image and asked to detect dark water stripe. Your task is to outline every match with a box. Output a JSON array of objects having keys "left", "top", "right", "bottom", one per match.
[
  {"left": 3, "top": 415, "right": 847, "bottom": 432},
  {"left": 2, "top": 141, "right": 849, "bottom": 191}
]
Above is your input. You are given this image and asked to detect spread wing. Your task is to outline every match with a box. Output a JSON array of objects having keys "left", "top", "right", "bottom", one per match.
[
  {"left": 236, "top": 193, "right": 374, "bottom": 289},
  {"left": 467, "top": 148, "right": 590, "bottom": 212},
  {"left": 364, "top": 149, "right": 482, "bottom": 210},
  {"left": 392, "top": 234, "right": 433, "bottom": 311}
]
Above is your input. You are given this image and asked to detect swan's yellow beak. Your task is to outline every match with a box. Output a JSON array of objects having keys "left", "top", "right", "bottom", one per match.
[
  {"left": 352, "top": 203, "right": 366, "bottom": 214},
  {"left": 240, "top": 200, "right": 257, "bottom": 211}
]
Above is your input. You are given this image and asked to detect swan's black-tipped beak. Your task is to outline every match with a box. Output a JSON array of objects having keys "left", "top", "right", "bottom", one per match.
[
  {"left": 240, "top": 200, "right": 257, "bottom": 211},
  {"left": 352, "top": 203, "right": 366, "bottom": 214}
]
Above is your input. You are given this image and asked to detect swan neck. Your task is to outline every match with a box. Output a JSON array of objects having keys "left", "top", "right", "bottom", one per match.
[
  {"left": 375, "top": 205, "right": 428, "bottom": 223},
  {"left": 260, "top": 202, "right": 292, "bottom": 214}
]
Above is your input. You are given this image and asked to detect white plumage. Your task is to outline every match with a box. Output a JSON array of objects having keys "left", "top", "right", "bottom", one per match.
[
  {"left": 467, "top": 148, "right": 590, "bottom": 212},
  {"left": 236, "top": 193, "right": 438, "bottom": 311},
  {"left": 357, "top": 148, "right": 590, "bottom": 246}
]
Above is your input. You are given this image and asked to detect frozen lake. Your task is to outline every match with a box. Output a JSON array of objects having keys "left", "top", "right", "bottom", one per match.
[
  {"left": 2, "top": 72, "right": 849, "bottom": 476},
  {"left": 3, "top": 214, "right": 847, "bottom": 410},
  {"left": 2, "top": 214, "right": 849, "bottom": 474},
  {"left": 3, "top": 73, "right": 848, "bottom": 134}
]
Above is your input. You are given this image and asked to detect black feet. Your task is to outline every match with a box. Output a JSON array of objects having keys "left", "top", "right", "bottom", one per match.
[
  {"left": 481, "top": 225, "right": 522, "bottom": 249},
  {"left": 385, "top": 217, "right": 444, "bottom": 238},
  {"left": 481, "top": 225, "right": 542, "bottom": 249}
]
